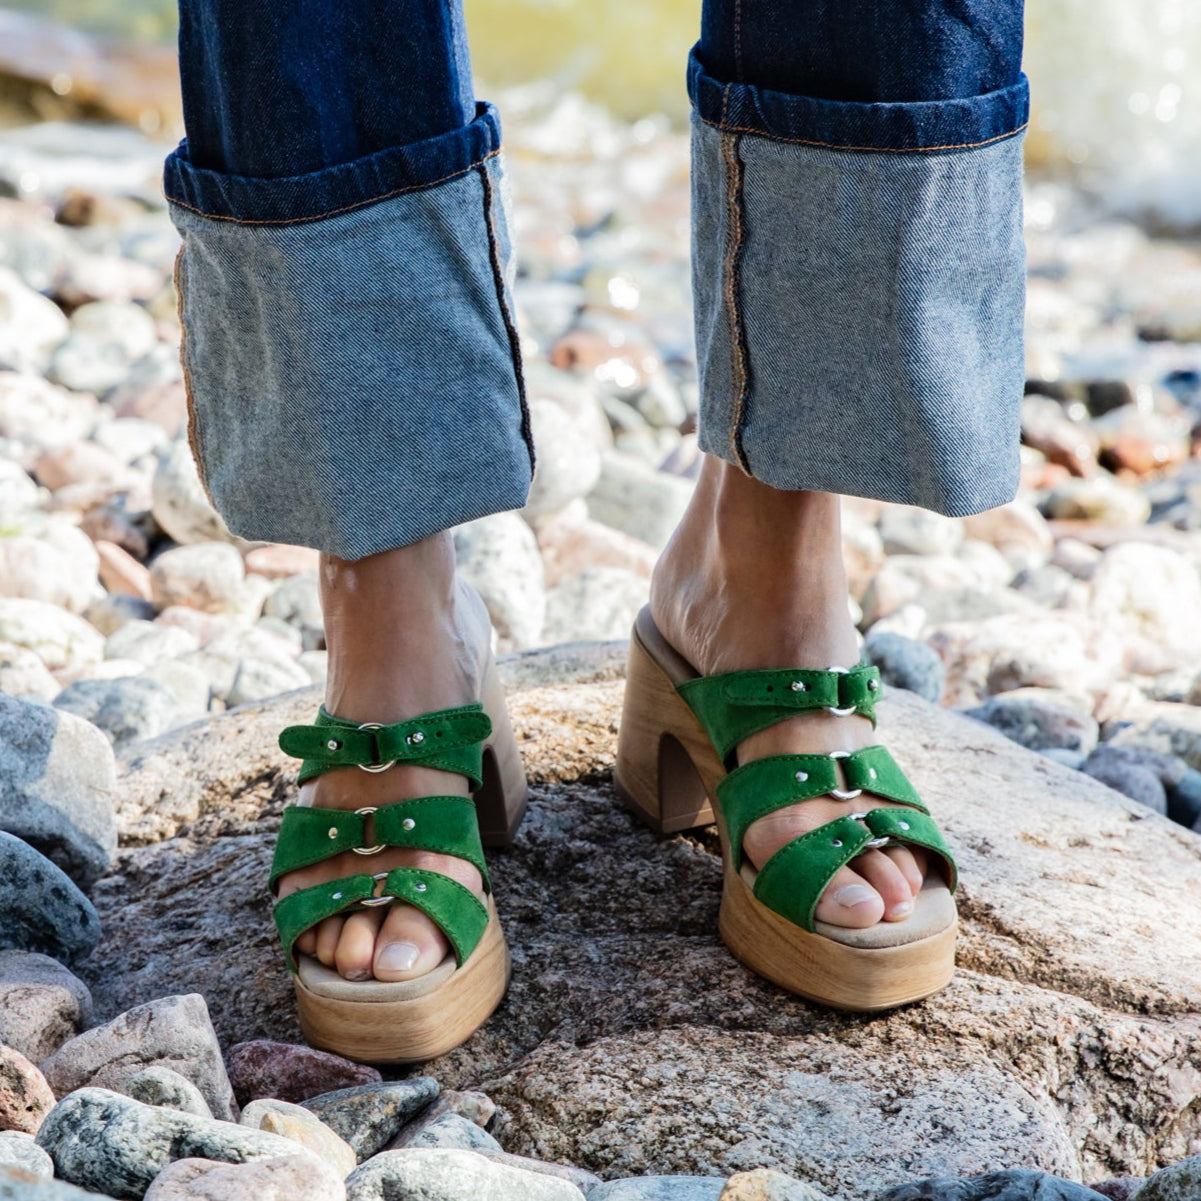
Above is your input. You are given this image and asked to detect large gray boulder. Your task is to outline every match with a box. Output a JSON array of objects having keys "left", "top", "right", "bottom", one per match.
[{"left": 79, "top": 672, "right": 1201, "bottom": 1201}]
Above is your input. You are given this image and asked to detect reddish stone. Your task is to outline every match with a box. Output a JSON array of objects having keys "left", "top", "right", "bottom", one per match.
[
  {"left": 225, "top": 1040, "right": 382, "bottom": 1106},
  {"left": 0, "top": 1045, "right": 55, "bottom": 1134},
  {"left": 243, "top": 544, "right": 320, "bottom": 580},
  {"left": 111, "top": 381, "right": 188, "bottom": 437},
  {"left": 96, "top": 540, "right": 153, "bottom": 601}
]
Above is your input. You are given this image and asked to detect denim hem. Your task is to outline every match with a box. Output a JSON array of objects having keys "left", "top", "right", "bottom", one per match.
[
  {"left": 687, "top": 49, "right": 1029, "bottom": 153},
  {"left": 163, "top": 101, "right": 503, "bottom": 224}
]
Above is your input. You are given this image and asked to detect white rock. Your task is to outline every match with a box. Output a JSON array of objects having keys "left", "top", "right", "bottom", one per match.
[
  {"left": 0, "top": 533, "right": 97, "bottom": 614},
  {"left": 92, "top": 417, "right": 169, "bottom": 465},
  {"left": 1088, "top": 542, "right": 1201, "bottom": 654},
  {"left": 206, "top": 625, "right": 300, "bottom": 664},
  {"left": 105, "top": 620, "right": 199, "bottom": 667},
  {"left": 878, "top": 505, "right": 964, "bottom": 557},
  {"left": 297, "top": 650, "right": 328, "bottom": 683},
  {"left": 0, "top": 598, "right": 104, "bottom": 672},
  {"left": 83, "top": 593, "right": 157, "bottom": 638},
  {"left": 152, "top": 438, "right": 235, "bottom": 547},
  {"left": 263, "top": 573, "right": 324, "bottom": 652},
  {"left": 962, "top": 500, "right": 1053, "bottom": 568},
  {"left": 453, "top": 512, "right": 546, "bottom": 652},
  {"left": 69, "top": 299, "right": 158, "bottom": 359},
  {"left": 522, "top": 397, "right": 603, "bottom": 522},
  {"left": 585, "top": 451, "right": 693, "bottom": 549},
  {"left": 542, "top": 567, "right": 649, "bottom": 644},
  {"left": 226, "top": 656, "right": 312, "bottom": 708},
  {"left": 150, "top": 543, "right": 246, "bottom": 614},
  {"left": 0, "top": 460, "right": 41, "bottom": 522},
  {"left": 1043, "top": 476, "right": 1151, "bottom": 526},
  {"left": 0, "top": 266, "right": 67, "bottom": 374},
  {"left": 142, "top": 659, "right": 212, "bottom": 715},
  {"left": 0, "top": 372, "right": 96, "bottom": 449},
  {"left": 0, "top": 642, "right": 60, "bottom": 700}
]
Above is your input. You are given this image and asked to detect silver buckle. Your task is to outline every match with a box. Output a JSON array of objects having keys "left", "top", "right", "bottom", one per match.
[
  {"left": 825, "top": 665, "right": 857, "bottom": 717},
  {"left": 848, "top": 809, "right": 891, "bottom": 849},
  {"left": 351, "top": 806, "right": 384, "bottom": 855},
  {"left": 355, "top": 722, "right": 397, "bottom": 773},
  {"left": 827, "top": 750, "right": 862, "bottom": 801},
  {"left": 360, "top": 870, "right": 394, "bottom": 907}
]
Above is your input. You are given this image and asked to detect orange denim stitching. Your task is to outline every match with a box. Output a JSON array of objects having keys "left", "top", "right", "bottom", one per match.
[
  {"left": 167, "top": 145, "right": 503, "bottom": 226},
  {"left": 698, "top": 113, "right": 1028, "bottom": 154}
]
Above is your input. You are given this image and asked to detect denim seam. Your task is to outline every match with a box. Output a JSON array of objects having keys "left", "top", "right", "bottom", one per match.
[
  {"left": 167, "top": 145, "right": 504, "bottom": 227},
  {"left": 478, "top": 161, "right": 535, "bottom": 477},
  {"left": 173, "top": 246, "right": 219, "bottom": 513},
  {"left": 733, "top": 0, "right": 744, "bottom": 83},
  {"left": 719, "top": 98, "right": 751, "bottom": 474},
  {"left": 697, "top": 111, "right": 1029, "bottom": 155}
]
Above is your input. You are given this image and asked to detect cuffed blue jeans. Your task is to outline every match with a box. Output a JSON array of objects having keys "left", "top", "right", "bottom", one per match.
[{"left": 166, "top": 0, "right": 1028, "bottom": 559}]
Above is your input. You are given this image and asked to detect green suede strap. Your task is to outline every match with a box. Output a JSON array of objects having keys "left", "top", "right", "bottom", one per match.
[
  {"left": 274, "top": 867, "right": 489, "bottom": 972},
  {"left": 279, "top": 704, "right": 492, "bottom": 785},
  {"left": 268, "top": 796, "right": 489, "bottom": 892},
  {"left": 752, "top": 808, "right": 957, "bottom": 932},
  {"left": 677, "top": 665, "right": 881, "bottom": 762},
  {"left": 716, "top": 745, "right": 927, "bottom": 871}
]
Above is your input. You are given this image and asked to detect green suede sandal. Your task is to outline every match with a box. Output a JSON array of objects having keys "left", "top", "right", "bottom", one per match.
[
  {"left": 271, "top": 659, "right": 526, "bottom": 1063},
  {"left": 615, "top": 606, "right": 958, "bottom": 1011}
]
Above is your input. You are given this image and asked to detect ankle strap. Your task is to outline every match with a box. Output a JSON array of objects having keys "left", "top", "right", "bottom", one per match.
[
  {"left": 279, "top": 704, "right": 492, "bottom": 786},
  {"left": 677, "top": 665, "right": 881, "bottom": 763}
]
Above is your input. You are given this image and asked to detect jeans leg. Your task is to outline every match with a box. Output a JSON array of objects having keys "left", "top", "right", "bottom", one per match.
[
  {"left": 166, "top": 0, "right": 533, "bottom": 558},
  {"left": 690, "top": 1, "right": 1028, "bottom": 516}
]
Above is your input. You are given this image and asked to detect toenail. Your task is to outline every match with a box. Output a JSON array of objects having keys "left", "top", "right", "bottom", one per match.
[
  {"left": 892, "top": 900, "right": 914, "bottom": 918},
  {"left": 377, "top": 942, "right": 420, "bottom": 972},
  {"left": 833, "top": 884, "right": 878, "bottom": 909},
  {"left": 344, "top": 968, "right": 372, "bottom": 981}
]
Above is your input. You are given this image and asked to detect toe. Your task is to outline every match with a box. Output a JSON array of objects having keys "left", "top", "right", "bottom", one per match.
[
  {"left": 314, "top": 915, "right": 344, "bottom": 967},
  {"left": 852, "top": 848, "right": 917, "bottom": 921},
  {"left": 373, "top": 902, "right": 452, "bottom": 981},
  {"left": 813, "top": 865, "right": 886, "bottom": 928},
  {"left": 883, "top": 844, "right": 927, "bottom": 896},
  {"left": 335, "top": 909, "right": 383, "bottom": 981},
  {"left": 295, "top": 928, "right": 317, "bottom": 957}
]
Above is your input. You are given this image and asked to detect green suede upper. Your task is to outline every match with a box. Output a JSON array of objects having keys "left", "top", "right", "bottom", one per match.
[
  {"left": 271, "top": 707, "right": 495, "bottom": 972},
  {"left": 677, "top": 667, "right": 956, "bottom": 934}
]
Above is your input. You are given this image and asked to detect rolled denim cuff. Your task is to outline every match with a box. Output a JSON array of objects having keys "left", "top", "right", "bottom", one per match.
[
  {"left": 165, "top": 103, "right": 534, "bottom": 559},
  {"left": 688, "top": 51, "right": 1028, "bottom": 517}
]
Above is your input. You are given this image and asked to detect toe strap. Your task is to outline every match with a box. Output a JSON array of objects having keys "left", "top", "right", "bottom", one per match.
[
  {"left": 752, "top": 809, "right": 957, "bottom": 933},
  {"left": 274, "top": 867, "right": 489, "bottom": 972}
]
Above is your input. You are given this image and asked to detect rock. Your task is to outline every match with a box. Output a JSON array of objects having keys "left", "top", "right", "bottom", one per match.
[
  {"left": 0, "top": 832, "right": 100, "bottom": 964},
  {"left": 34, "top": 444, "right": 130, "bottom": 494},
  {"left": 542, "top": 568, "right": 648, "bottom": 644},
  {"left": 1079, "top": 754, "right": 1167, "bottom": 815},
  {"left": 1106, "top": 703, "right": 1201, "bottom": 771},
  {"left": 0, "top": 1164, "right": 115, "bottom": 1198},
  {"left": 1021, "top": 394, "right": 1099, "bottom": 476},
  {"left": 0, "top": 267, "right": 67, "bottom": 375},
  {"left": 345, "top": 1148, "right": 581, "bottom": 1201},
  {"left": 224, "top": 1040, "right": 382, "bottom": 1108},
  {"left": 143, "top": 1153, "right": 347, "bottom": 1201},
  {"left": 1087, "top": 1179, "right": 1142, "bottom": 1201},
  {"left": 123, "top": 1068, "right": 212, "bottom": 1118},
  {"left": 1087, "top": 543, "right": 1201, "bottom": 654},
  {"left": 496, "top": 641, "right": 627, "bottom": 692},
  {"left": 879, "top": 1171, "right": 1108, "bottom": 1201},
  {"left": 243, "top": 544, "right": 320, "bottom": 579},
  {"left": 297, "top": 651, "right": 328, "bottom": 683},
  {"left": 34, "top": 1088, "right": 313, "bottom": 1199},
  {"left": 523, "top": 397, "right": 604, "bottom": 521},
  {"left": 78, "top": 683, "right": 1201, "bottom": 1201},
  {"left": 105, "top": 621, "right": 198, "bottom": 668},
  {"left": 0, "top": 535, "right": 97, "bottom": 614},
  {"left": 1043, "top": 478, "right": 1150, "bottom": 527},
  {"left": 878, "top": 506, "right": 964, "bottom": 557},
  {"left": 536, "top": 514, "right": 657, "bottom": 587},
  {"left": 92, "top": 418, "right": 169, "bottom": 468},
  {"left": 718, "top": 1170, "right": 830, "bottom": 1201},
  {"left": 475, "top": 1148, "right": 600, "bottom": 1192},
  {"left": 0, "top": 643, "right": 59, "bottom": 701},
  {"left": 0, "top": 951, "right": 92, "bottom": 1063},
  {"left": 0, "top": 1046, "right": 55, "bottom": 1134},
  {"left": 54, "top": 677, "right": 183, "bottom": 748},
  {"left": 39, "top": 995, "right": 236, "bottom": 1121},
  {"left": 84, "top": 594, "right": 157, "bottom": 639},
  {"left": 0, "top": 373, "right": 95, "bottom": 451},
  {"left": 0, "top": 599, "right": 104, "bottom": 672},
  {"left": 0, "top": 1130, "right": 53, "bottom": 1178},
  {"left": 150, "top": 544, "right": 245, "bottom": 615},
  {"left": 225, "top": 657, "right": 311, "bottom": 708},
  {"left": 453, "top": 514, "right": 546, "bottom": 652},
  {"left": 433, "top": 1091, "right": 496, "bottom": 1129},
  {"left": 1050, "top": 539, "right": 1102, "bottom": 580},
  {"left": 862, "top": 632, "right": 945, "bottom": 704},
  {"left": 586, "top": 453, "right": 693, "bottom": 549},
  {"left": 141, "top": 661, "right": 211, "bottom": 716},
  {"left": 588, "top": 1180, "right": 724, "bottom": 1201},
  {"left": 151, "top": 440, "right": 234, "bottom": 548},
  {"left": 263, "top": 574, "right": 323, "bottom": 653},
  {"left": 962, "top": 502, "right": 1053, "bottom": 568},
  {"left": 0, "top": 694, "right": 117, "bottom": 887},
  {"left": 388, "top": 1111, "right": 501, "bottom": 1153},
  {"left": 1129, "top": 1156, "right": 1201, "bottom": 1201},
  {"left": 241, "top": 1099, "right": 357, "bottom": 1178},
  {"left": 96, "top": 542, "right": 154, "bottom": 601},
  {"left": 963, "top": 690, "right": 1099, "bottom": 755},
  {"left": 302, "top": 1080, "right": 440, "bottom": 1162}
]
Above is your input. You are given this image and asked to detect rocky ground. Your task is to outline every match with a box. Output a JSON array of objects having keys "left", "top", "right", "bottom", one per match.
[{"left": 0, "top": 83, "right": 1200, "bottom": 1201}]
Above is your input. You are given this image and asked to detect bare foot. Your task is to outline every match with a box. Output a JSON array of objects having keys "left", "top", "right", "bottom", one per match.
[
  {"left": 650, "top": 456, "right": 929, "bottom": 928},
  {"left": 275, "top": 533, "right": 491, "bottom": 981}
]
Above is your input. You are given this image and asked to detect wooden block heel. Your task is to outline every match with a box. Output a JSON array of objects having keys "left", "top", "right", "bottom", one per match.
[
  {"left": 477, "top": 656, "right": 529, "bottom": 847},
  {"left": 617, "top": 605, "right": 958, "bottom": 1012}
]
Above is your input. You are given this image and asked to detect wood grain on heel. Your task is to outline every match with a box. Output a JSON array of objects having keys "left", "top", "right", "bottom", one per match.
[{"left": 476, "top": 655, "right": 528, "bottom": 847}]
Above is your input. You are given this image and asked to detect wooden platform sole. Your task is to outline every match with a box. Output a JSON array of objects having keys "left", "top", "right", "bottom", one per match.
[
  {"left": 294, "top": 901, "right": 510, "bottom": 1064},
  {"left": 614, "top": 607, "right": 956, "bottom": 1011}
]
